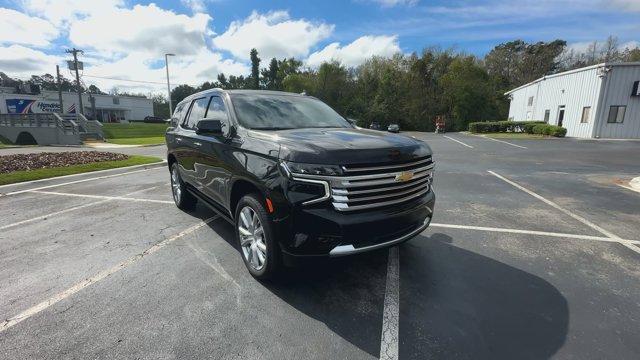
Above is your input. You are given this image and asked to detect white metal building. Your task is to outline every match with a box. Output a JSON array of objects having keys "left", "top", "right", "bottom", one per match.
[
  {"left": 0, "top": 88, "right": 153, "bottom": 122},
  {"left": 506, "top": 62, "right": 640, "bottom": 138}
]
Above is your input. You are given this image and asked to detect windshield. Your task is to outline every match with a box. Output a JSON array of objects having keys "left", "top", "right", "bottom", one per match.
[{"left": 230, "top": 94, "right": 351, "bottom": 130}]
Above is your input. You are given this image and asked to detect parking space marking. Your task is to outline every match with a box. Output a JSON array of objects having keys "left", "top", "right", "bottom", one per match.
[
  {"left": 443, "top": 135, "right": 474, "bottom": 149},
  {"left": 487, "top": 170, "right": 640, "bottom": 255},
  {"left": 0, "top": 186, "right": 163, "bottom": 231},
  {"left": 380, "top": 247, "right": 400, "bottom": 360},
  {"left": 1, "top": 165, "right": 165, "bottom": 197},
  {"left": 29, "top": 190, "right": 173, "bottom": 204},
  {"left": 429, "top": 223, "right": 640, "bottom": 245},
  {"left": 0, "top": 216, "right": 218, "bottom": 333},
  {"left": 478, "top": 135, "right": 527, "bottom": 149}
]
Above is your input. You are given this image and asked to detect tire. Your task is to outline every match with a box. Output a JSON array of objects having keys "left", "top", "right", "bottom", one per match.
[
  {"left": 235, "top": 193, "right": 280, "bottom": 280},
  {"left": 170, "top": 162, "right": 197, "bottom": 211}
]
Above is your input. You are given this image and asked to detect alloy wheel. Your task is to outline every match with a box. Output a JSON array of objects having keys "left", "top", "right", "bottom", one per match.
[
  {"left": 171, "top": 166, "right": 182, "bottom": 203},
  {"left": 238, "top": 206, "right": 267, "bottom": 271}
]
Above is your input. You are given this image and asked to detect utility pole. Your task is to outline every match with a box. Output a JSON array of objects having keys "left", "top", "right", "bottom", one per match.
[
  {"left": 165, "top": 53, "right": 175, "bottom": 118},
  {"left": 66, "top": 48, "right": 84, "bottom": 115},
  {"left": 56, "top": 65, "right": 64, "bottom": 114}
]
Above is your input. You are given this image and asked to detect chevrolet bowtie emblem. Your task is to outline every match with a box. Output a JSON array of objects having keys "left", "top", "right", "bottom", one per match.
[{"left": 395, "top": 171, "right": 414, "bottom": 182}]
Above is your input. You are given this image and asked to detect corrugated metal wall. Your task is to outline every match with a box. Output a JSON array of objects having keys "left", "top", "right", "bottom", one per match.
[
  {"left": 595, "top": 66, "right": 640, "bottom": 139},
  {"left": 507, "top": 66, "right": 603, "bottom": 138}
]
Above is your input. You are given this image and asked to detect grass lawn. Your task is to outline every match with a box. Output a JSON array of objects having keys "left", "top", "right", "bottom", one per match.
[
  {"left": 474, "top": 132, "right": 551, "bottom": 139},
  {"left": 102, "top": 123, "right": 168, "bottom": 145},
  {"left": 106, "top": 136, "right": 166, "bottom": 145},
  {"left": 0, "top": 155, "right": 161, "bottom": 186}
]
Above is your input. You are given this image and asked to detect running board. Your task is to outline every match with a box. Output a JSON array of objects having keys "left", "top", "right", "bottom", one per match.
[{"left": 186, "top": 187, "right": 235, "bottom": 225}]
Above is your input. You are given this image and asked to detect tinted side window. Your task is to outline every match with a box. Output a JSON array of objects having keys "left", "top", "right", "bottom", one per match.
[
  {"left": 207, "top": 96, "right": 228, "bottom": 122},
  {"left": 183, "top": 97, "right": 210, "bottom": 129}
]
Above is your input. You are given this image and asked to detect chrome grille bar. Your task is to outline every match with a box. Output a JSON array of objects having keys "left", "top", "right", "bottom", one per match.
[
  {"left": 331, "top": 177, "right": 429, "bottom": 195},
  {"left": 290, "top": 156, "right": 434, "bottom": 211},
  {"left": 294, "top": 163, "right": 434, "bottom": 182},
  {"left": 341, "top": 156, "right": 432, "bottom": 173},
  {"left": 332, "top": 187, "right": 430, "bottom": 212},
  {"left": 332, "top": 182, "right": 428, "bottom": 203}
]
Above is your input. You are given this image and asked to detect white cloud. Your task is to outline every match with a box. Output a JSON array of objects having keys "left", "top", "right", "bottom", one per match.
[
  {"left": 609, "top": 0, "right": 640, "bottom": 11},
  {"left": 20, "top": 0, "right": 124, "bottom": 27},
  {"left": 181, "top": 0, "right": 206, "bottom": 13},
  {"left": 212, "top": 10, "right": 334, "bottom": 60},
  {"left": 365, "top": 0, "right": 418, "bottom": 7},
  {"left": 81, "top": 48, "right": 249, "bottom": 94},
  {"left": 621, "top": 41, "right": 639, "bottom": 50},
  {"left": 0, "top": 8, "right": 58, "bottom": 47},
  {"left": 68, "top": 4, "right": 212, "bottom": 57},
  {"left": 0, "top": 44, "right": 62, "bottom": 76},
  {"left": 306, "top": 35, "right": 401, "bottom": 67}
]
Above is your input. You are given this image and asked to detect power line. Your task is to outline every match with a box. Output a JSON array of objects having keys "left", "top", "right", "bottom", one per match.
[{"left": 82, "top": 74, "right": 168, "bottom": 85}]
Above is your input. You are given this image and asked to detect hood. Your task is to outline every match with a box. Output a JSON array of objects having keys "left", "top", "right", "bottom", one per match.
[{"left": 249, "top": 127, "right": 431, "bottom": 165}]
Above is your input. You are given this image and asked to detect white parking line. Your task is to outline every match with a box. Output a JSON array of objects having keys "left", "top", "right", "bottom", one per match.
[
  {"left": 487, "top": 170, "right": 640, "bottom": 255},
  {"left": 380, "top": 247, "right": 400, "bottom": 360},
  {"left": 429, "top": 223, "right": 640, "bottom": 245},
  {"left": 30, "top": 190, "right": 173, "bottom": 204},
  {"left": 1, "top": 165, "right": 165, "bottom": 197},
  {"left": 0, "top": 217, "right": 218, "bottom": 333},
  {"left": 480, "top": 135, "right": 528, "bottom": 149},
  {"left": 443, "top": 135, "right": 474, "bottom": 149},
  {"left": 0, "top": 186, "right": 163, "bottom": 231}
]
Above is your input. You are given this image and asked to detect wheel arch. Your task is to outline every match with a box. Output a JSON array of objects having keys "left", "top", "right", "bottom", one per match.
[{"left": 229, "top": 178, "right": 265, "bottom": 219}]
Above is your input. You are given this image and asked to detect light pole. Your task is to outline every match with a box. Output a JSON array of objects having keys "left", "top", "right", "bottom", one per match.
[{"left": 165, "top": 53, "right": 175, "bottom": 118}]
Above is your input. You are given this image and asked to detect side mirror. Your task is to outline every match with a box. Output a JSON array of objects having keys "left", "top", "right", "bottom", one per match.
[{"left": 196, "top": 119, "right": 223, "bottom": 135}]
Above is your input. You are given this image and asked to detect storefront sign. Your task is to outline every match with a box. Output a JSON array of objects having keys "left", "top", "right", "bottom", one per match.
[{"left": 5, "top": 99, "right": 76, "bottom": 113}]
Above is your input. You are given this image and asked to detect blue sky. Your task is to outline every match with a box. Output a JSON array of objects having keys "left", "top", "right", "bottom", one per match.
[{"left": 0, "top": 0, "right": 638, "bottom": 93}]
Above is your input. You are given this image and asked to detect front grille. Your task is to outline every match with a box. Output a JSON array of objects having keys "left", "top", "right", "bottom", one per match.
[{"left": 292, "top": 156, "right": 434, "bottom": 212}]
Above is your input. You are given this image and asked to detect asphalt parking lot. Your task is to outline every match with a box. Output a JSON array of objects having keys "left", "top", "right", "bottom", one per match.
[{"left": 1, "top": 133, "right": 639, "bottom": 359}]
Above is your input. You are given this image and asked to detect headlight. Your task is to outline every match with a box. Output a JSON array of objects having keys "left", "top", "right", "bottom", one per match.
[
  {"left": 280, "top": 161, "right": 333, "bottom": 205},
  {"left": 281, "top": 161, "right": 343, "bottom": 177}
]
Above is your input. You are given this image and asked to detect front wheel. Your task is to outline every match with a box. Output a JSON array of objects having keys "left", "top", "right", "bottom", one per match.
[{"left": 235, "top": 194, "right": 280, "bottom": 280}]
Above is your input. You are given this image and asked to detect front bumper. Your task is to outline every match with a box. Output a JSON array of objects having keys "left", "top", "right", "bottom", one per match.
[
  {"left": 329, "top": 215, "right": 431, "bottom": 256},
  {"left": 274, "top": 190, "right": 435, "bottom": 257}
]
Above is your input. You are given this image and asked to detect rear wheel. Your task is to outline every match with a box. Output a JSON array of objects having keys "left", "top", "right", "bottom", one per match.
[
  {"left": 235, "top": 194, "right": 280, "bottom": 280},
  {"left": 170, "top": 163, "right": 197, "bottom": 211}
]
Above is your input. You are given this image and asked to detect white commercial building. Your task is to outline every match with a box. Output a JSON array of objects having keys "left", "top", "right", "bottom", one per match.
[
  {"left": 0, "top": 88, "right": 153, "bottom": 122},
  {"left": 506, "top": 62, "right": 640, "bottom": 139}
]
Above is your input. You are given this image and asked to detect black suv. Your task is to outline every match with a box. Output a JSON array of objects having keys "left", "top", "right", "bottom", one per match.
[{"left": 166, "top": 89, "right": 435, "bottom": 279}]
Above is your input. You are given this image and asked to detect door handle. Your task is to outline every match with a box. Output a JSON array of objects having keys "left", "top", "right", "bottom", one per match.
[
  {"left": 175, "top": 137, "right": 183, "bottom": 142},
  {"left": 193, "top": 141, "right": 202, "bottom": 147}
]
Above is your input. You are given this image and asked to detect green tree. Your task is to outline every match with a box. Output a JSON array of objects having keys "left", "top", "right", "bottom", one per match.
[
  {"left": 441, "top": 56, "right": 499, "bottom": 130},
  {"left": 250, "top": 48, "right": 261, "bottom": 89},
  {"left": 261, "top": 58, "right": 280, "bottom": 90},
  {"left": 171, "top": 84, "right": 198, "bottom": 104}
]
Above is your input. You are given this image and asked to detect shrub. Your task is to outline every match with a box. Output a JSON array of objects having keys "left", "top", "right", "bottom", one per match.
[
  {"left": 468, "top": 121, "right": 545, "bottom": 133},
  {"left": 531, "top": 124, "right": 566, "bottom": 137},
  {"left": 468, "top": 121, "right": 565, "bottom": 137}
]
